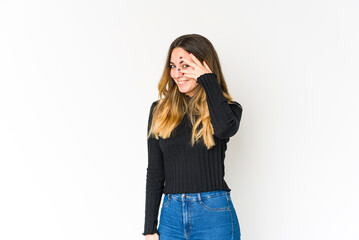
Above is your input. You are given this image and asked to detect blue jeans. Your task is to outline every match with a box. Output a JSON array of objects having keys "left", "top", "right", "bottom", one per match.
[{"left": 158, "top": 190, "right": 241, "bottom": 240}]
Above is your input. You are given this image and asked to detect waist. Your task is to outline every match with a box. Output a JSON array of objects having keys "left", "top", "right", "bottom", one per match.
[{"left": 165, "top": 190, "right": 230, "bottom": 201}]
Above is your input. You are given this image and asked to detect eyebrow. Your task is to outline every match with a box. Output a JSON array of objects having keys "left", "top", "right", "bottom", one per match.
[{"left": 169, "top": 61, "right": 184, "bottom": 64}]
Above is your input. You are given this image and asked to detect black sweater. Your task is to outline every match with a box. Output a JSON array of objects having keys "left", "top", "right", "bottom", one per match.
[{"left": 143, "top": 73, "right": 243, "bottom": 236}]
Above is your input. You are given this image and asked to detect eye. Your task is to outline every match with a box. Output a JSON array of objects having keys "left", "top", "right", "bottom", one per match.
[{"left": 170, "top": 64, "right": 189, "bottom": 69}]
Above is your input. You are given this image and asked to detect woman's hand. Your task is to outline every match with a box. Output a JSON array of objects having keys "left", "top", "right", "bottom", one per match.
[
  {"left": 145, "top": 233, "right": 159, "bottom": 240},
  {"left": 179, "top": 52, "right": 212, "bottom": 80}
]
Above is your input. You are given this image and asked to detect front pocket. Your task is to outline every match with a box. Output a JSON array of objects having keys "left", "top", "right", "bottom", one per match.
[
  {"left": 162, "top": 195, "right": 171, "bottom": 208},
  {"left": 199, "top": 193, "right": 230, "bottom": 212}
]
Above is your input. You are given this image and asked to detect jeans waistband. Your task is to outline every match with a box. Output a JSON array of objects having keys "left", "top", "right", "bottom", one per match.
[{"left": 165, "top": 190, "right": 230, "bottom": 201}]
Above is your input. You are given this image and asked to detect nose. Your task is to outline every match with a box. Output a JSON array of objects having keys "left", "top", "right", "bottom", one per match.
[{"left": 175, "top": 68, "right": 182, "bottom": 78}]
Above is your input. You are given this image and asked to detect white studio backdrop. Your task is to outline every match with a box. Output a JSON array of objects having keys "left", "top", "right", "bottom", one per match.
[{"left": 0, "top": 0, "right": 358, "bottom": 239}]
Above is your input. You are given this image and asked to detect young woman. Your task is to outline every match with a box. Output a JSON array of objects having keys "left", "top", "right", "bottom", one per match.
[{"left": 143, "top": 34, "right": 243, "bottom": 240}]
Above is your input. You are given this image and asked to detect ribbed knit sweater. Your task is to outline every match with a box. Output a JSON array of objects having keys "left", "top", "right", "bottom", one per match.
[{"left": 143, "top": 73, "right": 243, "bottom": 236}]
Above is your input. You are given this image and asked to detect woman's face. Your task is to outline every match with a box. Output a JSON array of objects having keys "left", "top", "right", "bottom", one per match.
[{"left": 170, "top": 47, "right": 200, "bottom": 97}]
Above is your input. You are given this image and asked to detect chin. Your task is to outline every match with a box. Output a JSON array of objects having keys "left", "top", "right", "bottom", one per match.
[{"left": 179, "top": 88, "right": 192, "bottom": 94}]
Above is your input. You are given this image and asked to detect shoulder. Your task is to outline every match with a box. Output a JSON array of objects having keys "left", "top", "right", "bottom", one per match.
[
  {"left": 149, "top": 100, "right": 160, "bottom": 114},
  {"left": 151, "top": 100, "right": 160, "bottom": 109},
  {"left": 228, "top": 100, "right": 243, "bottom": 110}
]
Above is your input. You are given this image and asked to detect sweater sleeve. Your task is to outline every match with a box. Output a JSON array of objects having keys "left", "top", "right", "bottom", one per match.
[
  {"left": 196, "top": 73, "right": 243, "bottom": 139},
  {"left": 142, "top": 100, "right": 165, "bottom": 236}
]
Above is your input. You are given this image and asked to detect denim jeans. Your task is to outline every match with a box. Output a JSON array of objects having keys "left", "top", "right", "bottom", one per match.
[{"left": 158, "top": 190, "right": 241, "bottom": 240}]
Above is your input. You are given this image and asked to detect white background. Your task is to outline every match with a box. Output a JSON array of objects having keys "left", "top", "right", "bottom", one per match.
[{"left": 1, "top": 0, "right": 358, "bottom": 239}]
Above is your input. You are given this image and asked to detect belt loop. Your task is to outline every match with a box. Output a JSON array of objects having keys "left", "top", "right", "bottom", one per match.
[{"left": 197, "top": 192, "right": 201, "bottom": 202}]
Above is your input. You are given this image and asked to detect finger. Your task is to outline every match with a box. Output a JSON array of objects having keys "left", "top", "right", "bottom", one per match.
[
  {"left": 180, "top": 56, "right": 198, "bottom": 68},
  {"left": 183, "top": 73, "right": 197, "bottom": 79},
  {"left": 179, "top": 68, "right": 189, "bottom": 73},
  {"left": 189, "top": 53, "right": 202, "bottom": 66},
  {"left": 203, "top": 60, "right": 212, "bottom": 72}
]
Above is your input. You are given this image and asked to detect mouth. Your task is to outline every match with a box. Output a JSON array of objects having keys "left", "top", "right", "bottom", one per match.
[{"left": 178, "top": 80, "right": 189, "bottom": 85}]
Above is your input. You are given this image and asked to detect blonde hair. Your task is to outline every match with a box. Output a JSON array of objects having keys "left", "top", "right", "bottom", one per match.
[{"left": 148, "top": 34, "right": 235, "bottom": 149}]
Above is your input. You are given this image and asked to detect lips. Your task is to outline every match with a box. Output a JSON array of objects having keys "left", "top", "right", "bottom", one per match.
[{"left": 178, "top": 80, "right": 189, "bottom": 85}]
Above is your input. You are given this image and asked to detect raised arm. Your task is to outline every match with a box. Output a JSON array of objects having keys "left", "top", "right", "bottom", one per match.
[
  {"left": 196, "top": 73, "right": 243, "bottom": 139},
  {"left": 142, "top": 100, "right": 165, "bottom": 236}
]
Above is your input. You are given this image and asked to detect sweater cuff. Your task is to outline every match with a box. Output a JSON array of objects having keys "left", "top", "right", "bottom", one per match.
[
  {"left": 142, "top": 227, "right": 159, "bottom": 236},
  {"left": 196, "top": 73, "right": 227, "bottom": 102},
  {"left": 196, "top": 72, "right": 217, "bottom": 83}
]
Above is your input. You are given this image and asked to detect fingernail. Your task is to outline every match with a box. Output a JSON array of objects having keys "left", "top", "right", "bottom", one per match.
[
  {"left": 182, "top": 73, "right": 184, "bottom": 75},
  {"left": 188, "top": 51, "right": 191, "bottom": 54},
  {"left": 180, "top": 57, "right": 182, "bottom": 59}
]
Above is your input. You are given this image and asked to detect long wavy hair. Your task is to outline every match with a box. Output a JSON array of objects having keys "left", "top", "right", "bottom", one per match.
[{"left": 148, "top": 33, "right": 235, "bottom": 149}]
